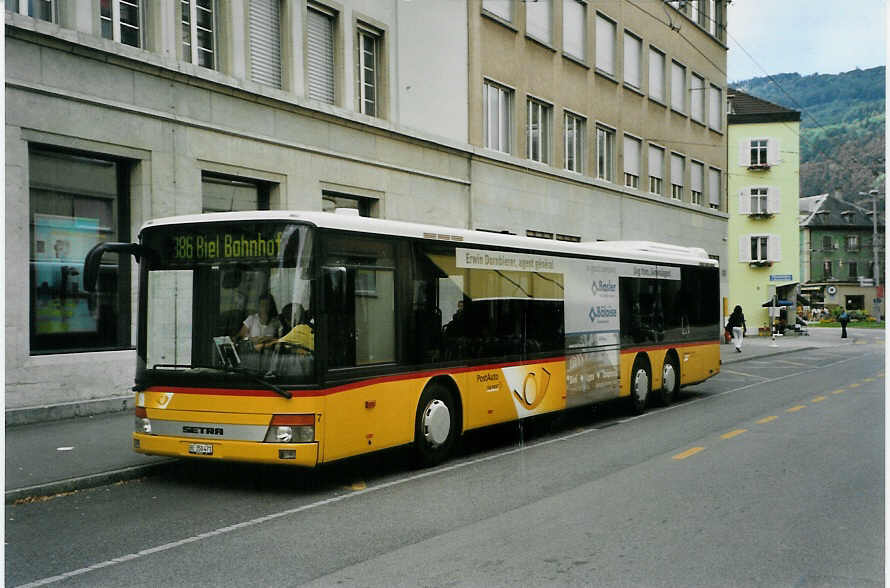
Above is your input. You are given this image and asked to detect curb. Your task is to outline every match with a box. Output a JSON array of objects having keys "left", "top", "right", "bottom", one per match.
[
  {"left": 721, "top": 345, "right": 820, "bottom": 365},
  {"left": 5, "top": 459, "right": 179, "bottom": 504},
  {"left": 6, "top": 396, "right": 134, "bottom": 427}
]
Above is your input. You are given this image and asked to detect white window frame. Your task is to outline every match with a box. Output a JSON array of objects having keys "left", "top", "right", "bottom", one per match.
[
  {"left": 751, "top": 235, "right": 769, "bottom": 262},
  {"left": 181, "top": 0, "right": 216, "bottom": 69},
  {"left": 564, "top": 111, "right": 585, "bottom": 173},
  {"left": 846, "top": 235, "right": 860, "bottom": 251},
  {"left": 595, "top": 12, "right": 616, "bottom": 76},
  {"left": 740, "top": 234, "right": 781, "bottom": 263},
  {"left": 670, "top": 152, "right": 684, "bottom": 201},
  {"left": 562, "top": 0, "right": 586, "bottom": 61},
  {"left": 690, "top": 160, "right": 704, "bottom": 205},
  {"left": 623, "top": 134, "right": 641, "bottom": 189},
  {"left": 7, "top": 0, "right": 55, "bottom": 21},
  {"left": 623, "top": 30, "right": 642, "bottom": 89},
  {"left": 357, "top": 24, "right": 381, "bottom": 117},
  {"left": 526, "top": 0, "right": 553, "bottom": 45},
  {"left": 527, "top": 97, "right": 553, "bottom": 164},
  {"left": 750, "top": 187, "right": 768, "bottom": 214},
  {"left": 648, "top": 144, "right": 665, "bottom": 196},
  {"left": 596, "top": 123, "right": 615, "bottom": 182},
  {"left": 101, "top": 0, "right": 144, "bottom": 47},
  {"left": 483, "top": 79, "right": 513, "bottom": 154},
  {"left": 648, "top": 46, "right": 666, "bottom": 103}
]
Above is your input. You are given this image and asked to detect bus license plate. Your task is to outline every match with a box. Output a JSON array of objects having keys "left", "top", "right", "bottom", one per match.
[{"left": 188, "top": 443, "right": 214, "bottom": 456}]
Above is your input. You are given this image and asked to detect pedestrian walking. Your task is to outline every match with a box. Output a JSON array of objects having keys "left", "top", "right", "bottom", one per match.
[
  {"left": 839, "top": 309, "right": 849, "bottom": 339},
  {"left": 726, "top": 305, "right": 747, "bottom": 353}
]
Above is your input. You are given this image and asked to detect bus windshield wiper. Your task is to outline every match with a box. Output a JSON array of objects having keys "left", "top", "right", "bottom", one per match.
[{"left": 151, "top": 363, "right": 292, "bottom": 399}]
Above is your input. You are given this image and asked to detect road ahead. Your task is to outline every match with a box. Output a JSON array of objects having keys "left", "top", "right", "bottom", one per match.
[{"left": 6, "top": 338, "right": 884, "bottom": 587}]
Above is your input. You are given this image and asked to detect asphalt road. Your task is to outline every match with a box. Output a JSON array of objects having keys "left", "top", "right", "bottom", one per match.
[{"left": 6, "top": 340, "right": 884, "bottom": 587}]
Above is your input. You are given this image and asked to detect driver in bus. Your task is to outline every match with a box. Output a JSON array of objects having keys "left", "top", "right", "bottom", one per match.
[
  {"left": 273, "top": 303, "right": 314, "bottom": 353},
  {"left": 237, "top": 293, "right": 279, "bottom": 349}
]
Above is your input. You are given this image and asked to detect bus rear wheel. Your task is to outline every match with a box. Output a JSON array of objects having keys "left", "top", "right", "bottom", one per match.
[
  {"left": 413, "top": 383, "right": 459, "bottom": 467},
  {"left": 660, "top": 354, "right": 680, "bottom": 406},
  {"left": 629, "top": 356, "right": 650, "bottom": 415}
]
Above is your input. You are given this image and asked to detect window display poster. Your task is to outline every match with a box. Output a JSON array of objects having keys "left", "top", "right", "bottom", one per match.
[{"left": 32, "top": 214, "right": 104, "bottom": 334}]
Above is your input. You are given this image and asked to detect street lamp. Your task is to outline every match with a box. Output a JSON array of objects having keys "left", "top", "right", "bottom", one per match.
[{"left": 860, "top": 189, "right": 882, "bottom": 290}]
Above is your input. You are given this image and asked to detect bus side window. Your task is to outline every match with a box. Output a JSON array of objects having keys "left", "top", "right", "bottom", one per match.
[{"left": 323, "top": 266, "right": 355, "bottom": 368}]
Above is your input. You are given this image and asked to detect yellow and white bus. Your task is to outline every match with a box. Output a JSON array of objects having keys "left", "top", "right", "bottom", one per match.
[{"left": 85, "top": 210, "right": 721, "bottom": 467}]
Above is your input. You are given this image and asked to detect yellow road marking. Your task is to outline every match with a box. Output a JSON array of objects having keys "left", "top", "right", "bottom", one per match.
[
  {"left": 757, "top": 416, "right": 778, "bottom": 424},
  {"left": 786, "top": 405, "right": 806, "bottom": 413},
  {"left": 812, "top": 396, "right": 827, "bottom": 403},
  {"left": 721, "top": 429, "right": 747, "bottom": 440},
  {"left": 349, "top": 482, "right": 367, "bottom": 491},
  {"left": 832, "top": 389, "right": 845, "bottom": 395},
  {"left": 673, "top": 447, "right": 705, "bottom": 460},
  {"left": 863, "top": 378, "right": 875, "bottom": 382},
  {"left": 849, "top": 383, "right": 860, "bottom": 388}
]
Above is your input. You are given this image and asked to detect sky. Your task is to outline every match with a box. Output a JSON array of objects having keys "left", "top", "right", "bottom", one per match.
[{"left": 726, "top": 0, "right": 887, "bottom": 82}]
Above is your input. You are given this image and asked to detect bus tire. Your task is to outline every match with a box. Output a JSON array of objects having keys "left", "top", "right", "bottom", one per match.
[
  {"left": 414, "top": 382, "right": 459, "bottom": 467},
  {"left": 660, "top": 353, "right": 680, "bottom": 406},
  {"left": 629, "top": 355, "right": 651, "bottom": 415}
]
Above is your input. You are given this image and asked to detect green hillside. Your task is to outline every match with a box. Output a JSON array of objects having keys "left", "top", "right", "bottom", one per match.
[{"left": 732, "top": 67, "right": 885, "bottom": 197}]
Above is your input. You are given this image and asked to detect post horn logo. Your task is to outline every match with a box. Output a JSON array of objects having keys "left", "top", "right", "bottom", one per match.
[{"left": 513, "top": 368, "right": 551, "bottom": 410}]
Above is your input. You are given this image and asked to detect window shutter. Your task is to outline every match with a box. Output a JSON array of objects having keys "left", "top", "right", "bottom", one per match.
[
  {"left": 670, "top": 61, "right": 684, "bottom": 111},
  {"left": 738, "top": 189, "right": 751, "bottom": 214},
  {"left": 595, "top": 15, "right": 615, "bottom": 75},
  {"left": 623, "top": 136, "right": 640, "bottom": 175},
  {"left": 767, "top": 186, "right": 781, "bottom": 213},
  {"left": 623, "top": 32, "right": 641, "bottom": 87},
  {"left": 739, "top": 138, "right": 751, "bottom": 166},
  {"left": 670, "top": 153, "right": 684, "bottom": 185},
  {"left": 563, "top": 0, "right": 585, "bottom": 60},
  {"left": 306, "top": 5, "right": 335, "bottom": 104},
  {"left": 708, "top": 85, "right": 722, "bottom": 130},
  {"left": 648, "top": 145, "right": 664, "bottom": 178},
  {"left": 690, "top": 161, "right": 703, "bottom": 192},
  {"left": 738, "top": 235, "right": 750, "bottom": 262},
  {"left": 526, "top": 0, "right": 552, "bottom": 44},
  {"left": 768, "top": 235, "right": 782, "bottom": 262},
  {"left": 690, "top": 74, "right": 704, "bottom": 122},
  {"left": 249, "top": 0, "right": 282, "bottom": 88},
  {"left": 649, "top": 48, "right": 665, "bottom": 102},
  {"left": 766, "top": 139, "right": 780, "bottom": 166},
  {"left": 708, "top": 168, "right": 720, "bottom": 206}
]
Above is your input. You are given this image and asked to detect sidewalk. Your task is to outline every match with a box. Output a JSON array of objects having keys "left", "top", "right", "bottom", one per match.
[{"left": 4, "top": 327, "right": 877, "bottom": 503}]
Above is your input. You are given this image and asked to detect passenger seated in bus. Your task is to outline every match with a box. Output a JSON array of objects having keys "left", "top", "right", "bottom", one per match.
[
  {"left": 237, "top": 293, "right": 279, "bottom": 348},
  {"left": 274, "top": 303, "right": 314, "bottom": 353}
]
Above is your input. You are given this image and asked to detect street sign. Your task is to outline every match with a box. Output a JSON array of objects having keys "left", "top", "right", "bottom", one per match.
[{"left": 769, "top": 274, "right": 793, "bottom": 281}]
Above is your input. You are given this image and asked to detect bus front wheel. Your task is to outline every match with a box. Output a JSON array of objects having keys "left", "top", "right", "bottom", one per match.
[
  {"left": 414, "top": 383, "right": 459, "bottom": 467},
  {"left": 629, "top": 356, "right": 650, "bottom": 415}
]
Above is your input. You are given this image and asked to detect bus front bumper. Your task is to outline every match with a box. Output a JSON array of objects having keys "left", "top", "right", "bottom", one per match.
[{"left": 133, "top": 433, "right": 319, "bottom": 467}]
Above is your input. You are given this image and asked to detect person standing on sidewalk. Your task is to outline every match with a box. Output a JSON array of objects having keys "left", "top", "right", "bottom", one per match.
[
  {"left": 726, "top": 305, "right": 747, "bottom": 353},
  {"left": 839, "top": 309, "right": 849, "bottom": 339}
]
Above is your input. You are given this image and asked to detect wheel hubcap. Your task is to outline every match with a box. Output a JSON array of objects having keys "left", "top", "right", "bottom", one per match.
[
  {"left": 634, "top": 368, "right": 649, "bottom": 403},
  {"left": 423, "top": 399, "right": 451, "bottom": 447},
  {"left": 663, "top": 363, "right": 676, "bottom": 395}
]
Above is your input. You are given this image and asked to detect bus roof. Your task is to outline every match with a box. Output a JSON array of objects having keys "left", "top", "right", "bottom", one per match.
[{"left": 140, "top": 209, "right": 718, "bottom": 268}]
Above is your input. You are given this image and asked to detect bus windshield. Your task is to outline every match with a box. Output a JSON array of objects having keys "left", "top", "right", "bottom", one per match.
[{"left": 138, "top": 222, "right": 315, "bottom": 386}]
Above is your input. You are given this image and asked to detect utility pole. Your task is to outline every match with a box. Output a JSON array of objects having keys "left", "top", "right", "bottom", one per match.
[{"left": 860, "top": 189, "right": 882, "bottom": 317}]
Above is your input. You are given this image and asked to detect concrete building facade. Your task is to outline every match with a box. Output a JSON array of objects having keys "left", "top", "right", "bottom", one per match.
[
  {"left": 5, "top": 0, "right": 728, "bottom": 418},
  {"left": 726, "top": 89, "right": 801, "bottom": 334}
]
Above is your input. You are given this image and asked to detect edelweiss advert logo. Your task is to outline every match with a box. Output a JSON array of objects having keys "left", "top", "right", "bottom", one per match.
[
  {"left": 589, "top": 305, "right": 617, "bottom": 321},
  {"left": 590, "top": 279, "right": 617, "bottom": 294}
]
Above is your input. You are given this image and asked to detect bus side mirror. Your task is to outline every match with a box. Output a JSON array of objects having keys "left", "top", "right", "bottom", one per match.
[{"left": 83, "top": 242, "right": 152, "bottom": 292}]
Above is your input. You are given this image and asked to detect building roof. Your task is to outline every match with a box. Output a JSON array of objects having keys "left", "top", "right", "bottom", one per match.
[
  {"left": 727, "top": 88, "right": 801, "bottom": 124},
  {"left": 799, "top": 193, "right": 884, "bottom": 228}
]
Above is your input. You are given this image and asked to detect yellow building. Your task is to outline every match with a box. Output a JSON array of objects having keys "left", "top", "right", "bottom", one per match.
[{"left": 727, "top": 89, "right": 801, "bottom": 335}]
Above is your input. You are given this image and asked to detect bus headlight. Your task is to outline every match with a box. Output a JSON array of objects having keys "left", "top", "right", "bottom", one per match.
[
  {"left": 134, "top": 407, "right": 151, "bottom": 434},
  {"left": 264, "top": 415, "right": 315, "bottom": 443}
]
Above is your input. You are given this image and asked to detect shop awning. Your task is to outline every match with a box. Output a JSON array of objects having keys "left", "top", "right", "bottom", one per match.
[
  {"left": 762, "top": 299, "right": 793, "bottom": 307},
  {"left": 800, "top": 285, "right": 823, "bottom": 292}
]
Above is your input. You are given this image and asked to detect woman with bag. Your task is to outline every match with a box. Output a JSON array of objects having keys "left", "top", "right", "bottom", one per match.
[{"left": 726, "top": 305, "right": 747, "bottom": 353}]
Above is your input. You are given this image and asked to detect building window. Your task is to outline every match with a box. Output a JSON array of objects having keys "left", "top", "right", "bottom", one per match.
[
  {"left": 596, "top": 125, "right": 615, "bottom": 182},
  {"left": 6, "top": 0, "right": 55, "bottom": 21},
  {"left": 482, "top": 0, "right": 512, "bottom": 22},
  {"left": 708, "top": 167, "right": 721, "bottom": 209},
  {"left": 100, "top": 0, "right": 143, "bottom": 47},
  {"left": 29, "top": 148, "right": 131, "bottom": 354},
  {"left": 181, "top": 0, "right": 216, "bottom": 69},
  {"left": 249, "top": 0, "right": 283, "bottom": 88},
  {"left": 563, "top": 0, "right": 586, "bottom": 61},
  {"left": 750, "top": 187, "right": 768, "bottom": 214},
  {"left": 483, "top": 80, "right": 513, "bottom": 153},
  {"left": 648, "top": 144, "right": 664, "bottom": 195},
  {"left": 670, "top": 152, "right": 684, "bottom": 200},
  {"left": 306, "top": 3, "right": 336, "bottom": 104},
  {"left": 822, "top": 236, "right": 834, "bottom": 250},
  {"left": 690, "top": 160, "right": 704, "bottom": 205},
  {"left": 709, "top": 84, "right": 723, "bottom": 131},
  {"left": 623, "top": 134, "right": 641, "bottom": 189},
  {"left": 526, "top": 0, "right": 552, "bottom": 45},
  {"left": 649, "top": 47, "right": 665, "bottom": 103},
  {"left": 564, "top": 112, "right": 585, "bottom": 173},
  {"left": 322, "top": 192, "right": 376, "bottom": 217},
  {"left": 357, "top": 25, "right": 381, "bottom": 117},
  {"left": 691, "top": 73, "right": 705, "bottom": 123},
  {"left": 202, "top": 173, "right": 272, "bottom": 213},
  {"left": 670, "top": 61, "right": 686, "bottom": 112},
  {"left": 823, "top": 260, "right": 832, "bottom": 278},
  {"left": 527, "top": 98, "right": 552, "bottom": 164},
  {"left": 846, "top": 235, "right": 859, "bottom": 251},
  {"left": 750, "top": 236, "right": 768, "bottom": 262},
  {"left": 595, "top": 13, "right": 616, "bottom": 76},
  {"left": 623, "top": 31, "right": 641, "bottom": 89},
  {"left": 848, "top": 261, "right": 858, "bottom": 279},
  {"left": 750, "top": 139, "right": 768, "bottom": 166}
]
